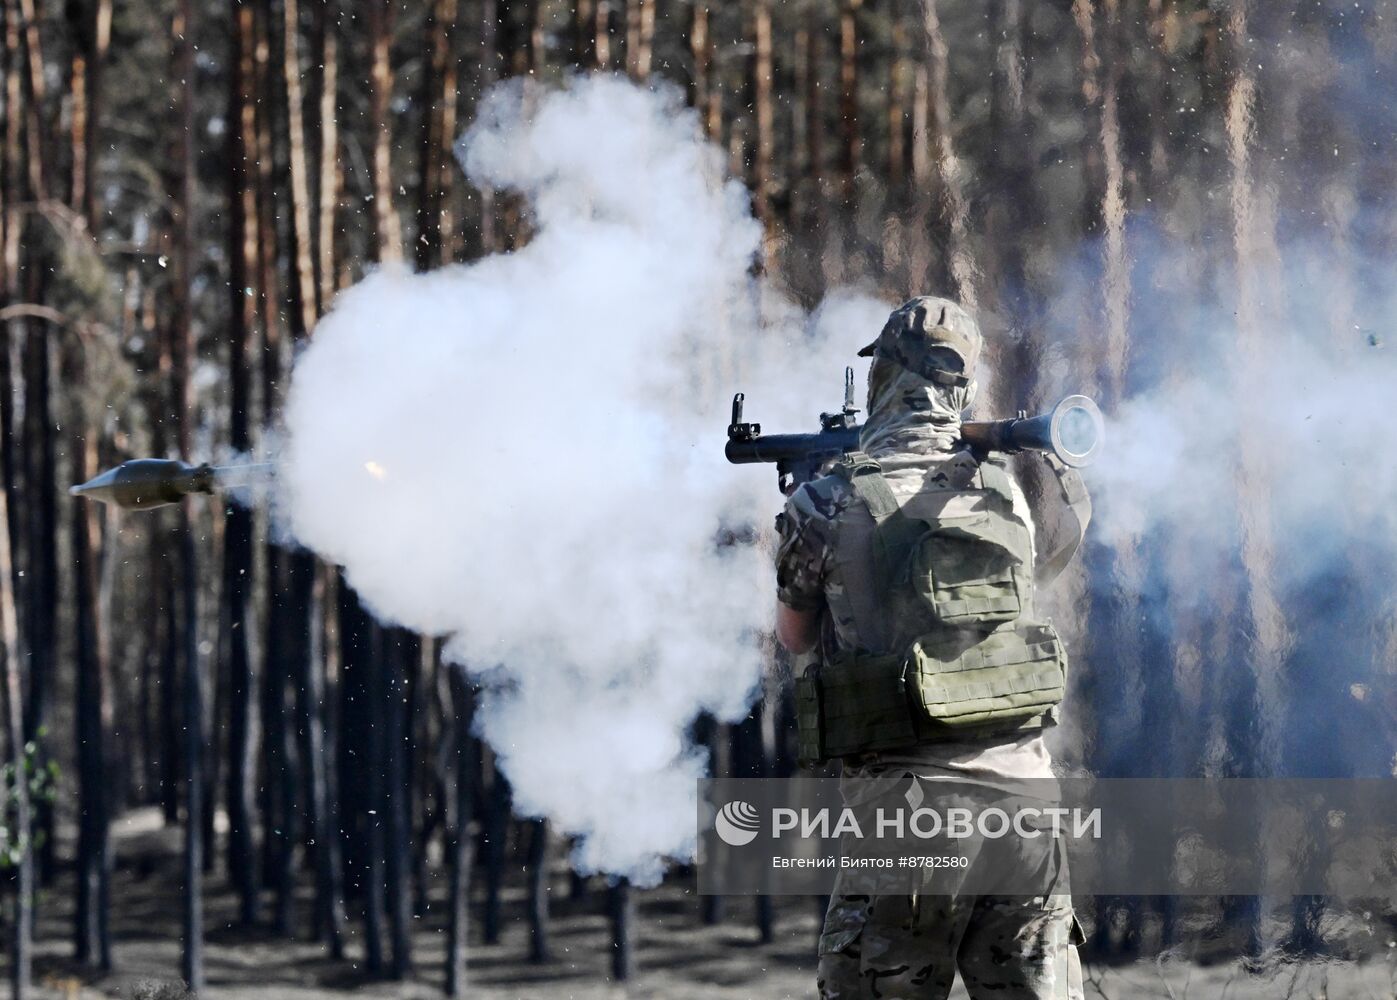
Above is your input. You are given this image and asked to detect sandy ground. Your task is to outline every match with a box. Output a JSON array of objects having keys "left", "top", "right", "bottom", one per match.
[{"left": 4, "top": 807, "right": 1396, "bottom": 999}]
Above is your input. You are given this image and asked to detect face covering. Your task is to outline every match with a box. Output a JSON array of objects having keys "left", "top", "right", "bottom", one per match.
[{"left": 859, "top": 356, "right": 977, "bottom": 461}]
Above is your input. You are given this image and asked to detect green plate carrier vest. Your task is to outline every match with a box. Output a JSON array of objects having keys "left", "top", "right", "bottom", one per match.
[{"left": 796, "top": 451, "right": 1068, "bottom": 765}]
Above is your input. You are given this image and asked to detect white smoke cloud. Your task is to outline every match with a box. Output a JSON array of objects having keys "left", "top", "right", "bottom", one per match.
[
  {"left": 1085, "top": 257, "right": 1397, "bottom": 593},
  {"left": 280, "top": 76, "right": 887, "bottom": 881}
]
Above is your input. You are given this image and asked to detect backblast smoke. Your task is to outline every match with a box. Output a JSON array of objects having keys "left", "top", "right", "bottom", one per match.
[{"left": 279, "top": 76, "right": 887, "bottom": 881}]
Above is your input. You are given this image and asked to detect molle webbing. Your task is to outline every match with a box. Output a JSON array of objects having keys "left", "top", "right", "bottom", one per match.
[
  {"left": 909, "top": 623, "right": 1066, "bottom": 728},
  {"left": 798, "top": 651, "right": 917, "bottom": 762}
]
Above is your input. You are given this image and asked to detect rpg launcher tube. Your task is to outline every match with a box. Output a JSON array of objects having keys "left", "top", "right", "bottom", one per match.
[
  {"left": 724, "top": 395, "right": 1104, "bottom": 470},
  {"left": 69, "top": 458, "right": 275, "bottom": 511}
]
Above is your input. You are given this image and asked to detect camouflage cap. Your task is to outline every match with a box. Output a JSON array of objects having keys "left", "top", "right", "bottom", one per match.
[{"left": 857, "top": 296, "right": 982, "bottom": 387}]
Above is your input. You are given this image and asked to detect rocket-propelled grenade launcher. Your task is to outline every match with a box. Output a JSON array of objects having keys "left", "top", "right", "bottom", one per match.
[
  {"left": 69, "top": 458, "right": 276, "bottom": 511},
  {"left": 727, "top": 368, "right": 1104, "bottom": 492}
]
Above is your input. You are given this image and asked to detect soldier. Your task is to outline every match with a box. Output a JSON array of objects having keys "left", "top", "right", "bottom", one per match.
[{"left": 774, "top": 296, "right": 1086, "bottom": 1000}]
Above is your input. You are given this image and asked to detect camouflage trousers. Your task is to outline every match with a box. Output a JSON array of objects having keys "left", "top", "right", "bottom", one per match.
[{"left": 817, "top": 888, "right": 1084, "bottom": 1000}]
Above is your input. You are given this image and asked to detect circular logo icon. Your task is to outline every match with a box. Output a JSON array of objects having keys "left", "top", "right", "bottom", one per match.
[{"left": 714, "top": 800, "right": 761, "bottom": 847}]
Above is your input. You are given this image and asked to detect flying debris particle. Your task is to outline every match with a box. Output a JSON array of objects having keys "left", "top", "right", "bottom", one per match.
[
  {"left": 157, "top": 255, "right": 169, "bottom": 268},
  {"left": 364, "top": 460, "right": 388, "bottom": 481},
  {"left": 1350, "top": 683, "right": 1368, "bottom": 701}
]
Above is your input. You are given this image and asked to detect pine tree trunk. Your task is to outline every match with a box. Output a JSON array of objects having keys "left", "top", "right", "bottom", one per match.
[
  {"left": 172, "top": 0, "right": 205, "bottom": 988},
  {"left": 526, "top": 818, "right": 551, "bottom": 962},
  {"left": 15, "top": 0, "right": 47, "bottom": 198},
  {"left": 444, "top": 668, "right": 476, "bottom": 997},
  {"left": 0, "top": 454, "right": 30, "bottom": 1000},
  {"left": 700, "top": 715, "right": 728, "bottom": 926},
  {"left": 920, "top": 0, "right": 977, "bottom": 309},
  {"left": 573, "top": 0, "right": 595, "bottom": 67},
  {"left": 282, "top": 0, "right": 317, "bottom": 337},
  {"left": 837, "top": 0, "right": 861, "bottom": 207},
  {"left": 70, "top": 404, "right": 112, "bottom": 971},
  {"left": 224, "top": 0, "right": 260, "bottom": 929},
  {"left": 261, "top": 544, "right": 297, "bottom": 935},
  {"left": 337, "top": 579, "right": 385, "bottom": 966},
  {"left": 689, "top": 4, "right": 720, "bottom": 138},
  {"left": 314, "top": 0, "right": 339, "bottom": 312},
  {"left": 20, "top": 301, "right": 54, "bottom": 883},
  {"left": 1223, "top": 0, "right": 1281, "bottom": 956},
  {"left": 888, "top": 12, "right": 908, "bottom": 189},
  {"left": 0, "top": 0, "right": 21, "bottom": 622},
  {"left": 367, "top": 0, "right": 402, "bottom": 262},
  {"left": 18, "top": 0, "right": 57, "bottom": 869},
  {"left": 415, "top": 0, "right": 455, "bottom": 270},
  {"left": 752, "top": 0, "right": 776, "bottom": 261},
  {"left": 385, "top": 629, "right": 415, "bottom": 977},
  {"left": 625, "top": 0, "right": 653, "bottom": 79},
  {"left": 299, "top": 563, "right": 346, "bottom": 955},
  {"left": 363, "top": 622, "right": 388, "bottom": 975},
  {"left": 594, "top": 0, "right": 613, "bottom": 70},
  {"left": 609, "top": 878, "right": 635, "bottom": 981},
  {"left": 481, "top": 753, "right": 510, "bottom": 945}
]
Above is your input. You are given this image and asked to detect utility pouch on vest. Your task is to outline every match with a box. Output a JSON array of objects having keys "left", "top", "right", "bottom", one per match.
[
  {"left": 910, "top": 508, "right": 1029, "bottom": 628},
  {"left": 908, "top": 620, "right": 1067, "bottom": 730},
  {"left": 796, "top": 622, "right": 1067, "bottom": 764},
  {"left": 796, "top": 651, "right": 917, "bottom": 767}
]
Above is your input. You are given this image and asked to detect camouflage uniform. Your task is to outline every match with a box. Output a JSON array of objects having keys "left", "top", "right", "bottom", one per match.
[{"left": 775, "top": 297, "right": 1085, "bottom": 1000}]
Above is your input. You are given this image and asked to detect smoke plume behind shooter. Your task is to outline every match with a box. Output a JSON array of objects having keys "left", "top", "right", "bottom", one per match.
[
  {"left": 1063, "top": 227, "right": 1397, "bottom": 779},
  {"left": 280, "top": 76, "right": 885, "bottom": 880}
]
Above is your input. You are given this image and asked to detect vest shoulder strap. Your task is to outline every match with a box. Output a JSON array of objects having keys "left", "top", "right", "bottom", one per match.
[{"left": 833, "top": 451, "right": 900, "bottom": 521}]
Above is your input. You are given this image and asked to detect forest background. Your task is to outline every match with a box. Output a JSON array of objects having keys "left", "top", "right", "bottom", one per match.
[{"left": 2, "top": 0, "right": 1396, "bottom": 997}]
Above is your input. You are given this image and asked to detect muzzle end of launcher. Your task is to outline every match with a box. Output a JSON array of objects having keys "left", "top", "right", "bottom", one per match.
[{"left": 961, "top": 394, "right": 1104, "bottom": 468}]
